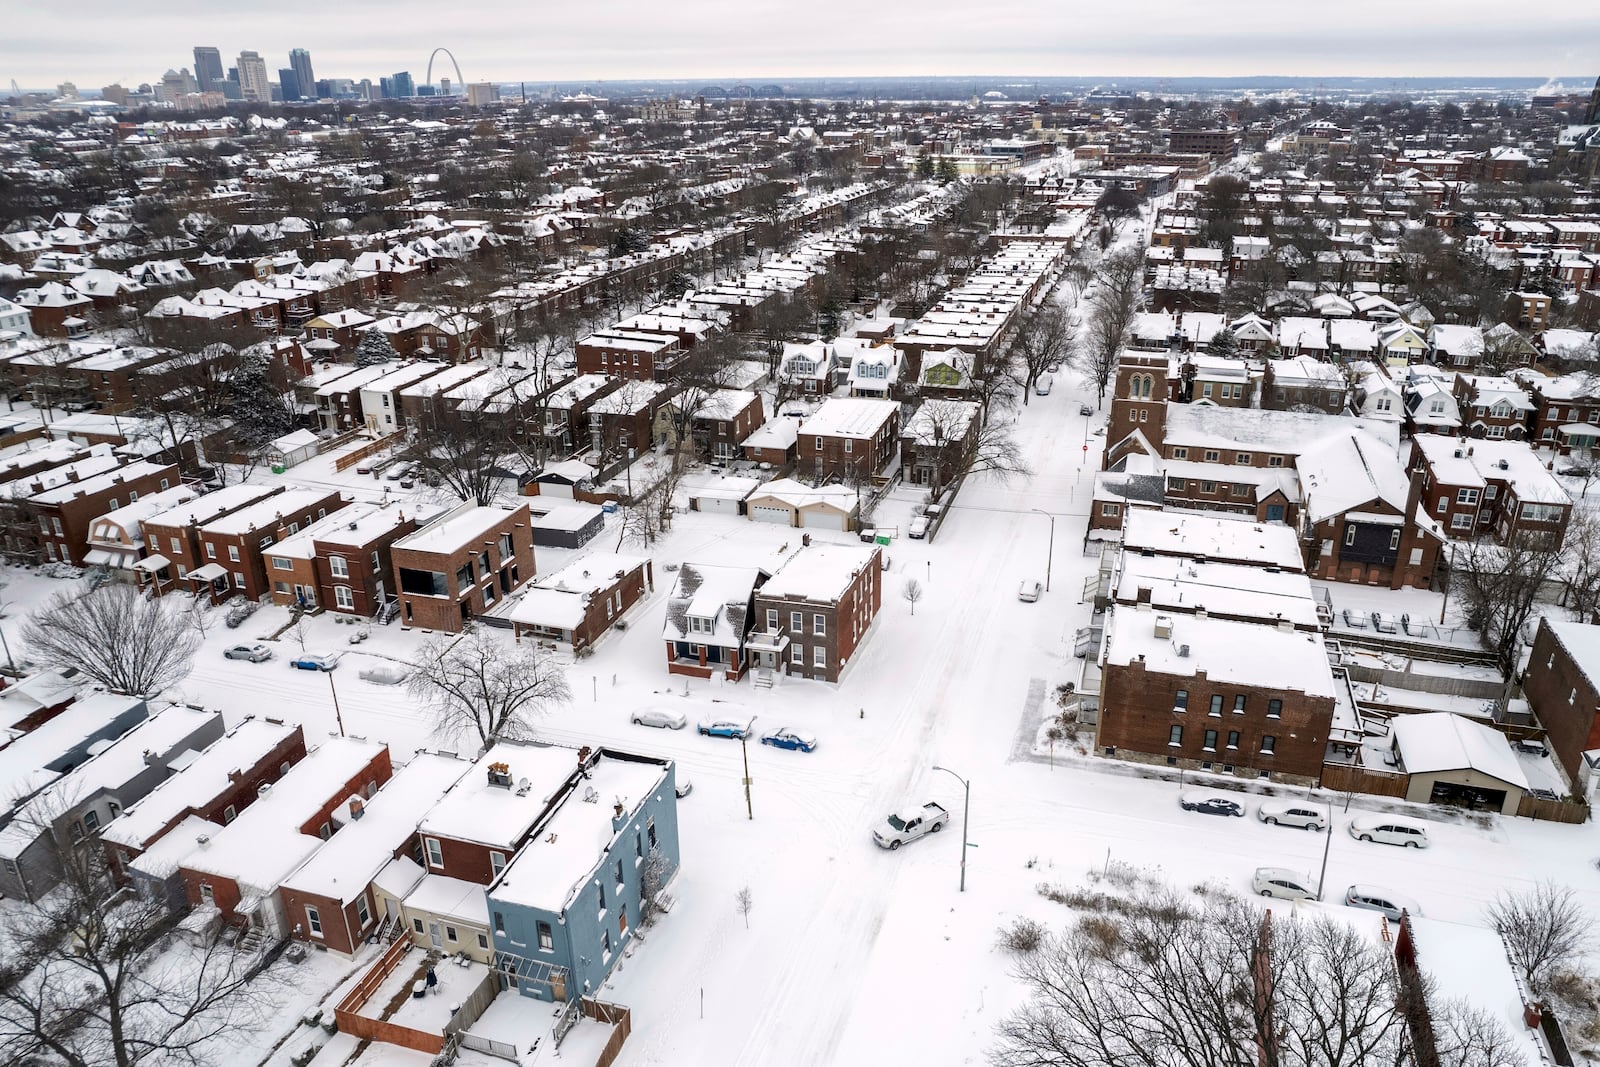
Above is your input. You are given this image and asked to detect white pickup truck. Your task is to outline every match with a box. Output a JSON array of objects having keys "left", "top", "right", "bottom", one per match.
[{"left": 873, "top": 802, "right": 950, "bottom": 850}]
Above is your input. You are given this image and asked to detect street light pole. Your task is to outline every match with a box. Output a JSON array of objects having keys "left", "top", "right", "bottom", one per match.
[
  {"left": 932, "top": 764, "right": 970, "bottom": 892},
  {"left": 1316, "top": 799, "right": 1334, "bottom": 900},
  {"left": 1031, "top": 509, "right": 1055, "bottom": 592},
  {"left": 326, "top": 669, "right": 346, "bottom": 737}
]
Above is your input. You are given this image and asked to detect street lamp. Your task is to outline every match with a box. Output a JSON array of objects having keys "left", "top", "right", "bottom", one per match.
[
  {"left": 1437, "top": 542, "right": 1458, "bottom": 626},
  {"left": 1030, "top": 509, "right": 1055, "bottom": 592},
  {"left": 931, "top": 764, "right": 971, "bottom": 892}
]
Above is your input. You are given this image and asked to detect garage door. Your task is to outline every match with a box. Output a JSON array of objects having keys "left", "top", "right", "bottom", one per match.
[
  {"left": 801, "top": 508, "right": 847, "bottom": 531},
  {"left": 699, "top": 496, "right": 739, "bottom": 515},
  {"left": 749, "top": 504, "right": 794, "bottom": 525}
]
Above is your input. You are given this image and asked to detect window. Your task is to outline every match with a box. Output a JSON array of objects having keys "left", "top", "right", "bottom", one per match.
[
  {"left": 1199, "top": 480, "right": 1217, "bottom": 494},
  {"left": 446, "top": 925, "right": 458, "bottom": 942},
  {"left": 791, "top": 644, "right": 804, "bottom": 664},
  {"left": 490, "top": 851, "right": 507, "bottom": 879},
  {"left": 223, "top": 804, "right": 237, "bottom": 824},
  {"left": 1268, "top": 455, "right": 1284, "bottom": 468},
  {"left": 538, "top": 921, "right": 553, "bottom": 951},
  {"left": 1209, "top": 695, "right": 1223, "bottom": 716},
  {"left": 1172, "top": 447, "right": 1188, "bottom": 460},
  {"left": 425, "top": 837, "right": 443, "bottom": 868},
  {"left": 330, "top": 555, "right": 348, "bottom": 578},
  {"left": 636, "top": 832, "right": 644, "bottom": 859},
  {"left": 83, "top": 809, "right": 100, "bottom": 831},
  {"left": 1267, "top": 699, "right": 1282, "bottom": 718},
  {"left": 1203, "top": 729, "right": 1217, "bottom": 751},
  {"left": 1389, "top": 529, "right": 1401, "bottom": 551},
  {"left": 200, "top": 882, "right": 215, "bottom": 905},
  {"left": 790, "top": 611, "right": 803, "bottom": 632},
  {"left": 766, "top": 609, "right": 778, "bottom": 630},
  {"left": 1232, "top": 695, "right": 1246, "bottom": 713},
  {"left": 1174, "top": 689, "right": 1189, "bottom": 711},
  {"left": 844, "top": 439, "right": 853, "bottom": 454},
  {"left": 648, "top": 817, "right": 658, "bottom": 850},
  {"left": 1168, "top": 477, "right": 1187, "bottom": 492},
  {"left": 1235, "top": 453, "right": 1251, "bottom": 464},
  {"left": 616, "top": 858, "right": 626, "bottom": 887},
  {"left": 1101, "top": 503, "right": 1122, "bottom": 518},
  {"left": 306, "top": 906, "right": 323, "bottom": 937},
  {"left": 1261, "top": 735, "right": 1277, "bottom": 754},
  {"left": 228, "top": 545, "right": 240, "bottom": 562},
  {"left": 205, "top": 543, "right": 216, "bottom": 559},
  {"left": 1204, "top": 449, "right": 1219, "bottom": 462},
  {"left": 478, "top": 933, "right": 489, "bottom": 950},
  {"left": 357, "top": 895, "right": 370, "bottom": 927},
  {"left": 1227, "top": 730, "right": 1240, "bottom": 750},
  {"left": 414, "top": 918, "right": 425, "bottom": 934},
  {"left": 813, "top": 613, "right": 825, "bottom": 636},
  {"left": 1168, "top": 725, "right": 1183, "bottom": 747},
  {"left": 335, "top": 586, "right": 354, "bottom": 610},
  {"left": 602, "top": 928, "right": 612, "bottom": 959},
  {"left": 813, "top": 645, "right": 827, "bottom": 668},
  {"left": 1451, "top": 513, "right": 1474, "bottom": 531},
  {"left": 170, "top": 536, "right": 180, "bottom": 554},
  {"left": 597, "top": 880, "right": 606, "bottom": 912},
  {"left": 272, "top": 557, "right": 293, "bottom": 570},
  {"left": 1456, "top": 488, "right": 1480, "bottom": 506},
  {"left": 1344, "top": 527, "right": 1356, "bottom": 547}
]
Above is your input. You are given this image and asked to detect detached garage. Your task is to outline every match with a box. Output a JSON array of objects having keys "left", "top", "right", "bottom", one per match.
[
  {"left": 690, "top": 476, "right": 760, "bottom": 517},
  {"left": 744, "top": 478, "right": 860, "bottom": 532},
  {"left": 1389, "top": 712, "right": 1529, "bottom": 815}
]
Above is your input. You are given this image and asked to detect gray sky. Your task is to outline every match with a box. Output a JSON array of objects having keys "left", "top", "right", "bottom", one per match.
[{"left": 3, "top": 1, "right": 1597, "bottom": 89}]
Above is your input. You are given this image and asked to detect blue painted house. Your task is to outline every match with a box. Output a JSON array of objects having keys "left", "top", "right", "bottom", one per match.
[{"left": 487, "top": 747, "right": 680, "bottom": 1002}]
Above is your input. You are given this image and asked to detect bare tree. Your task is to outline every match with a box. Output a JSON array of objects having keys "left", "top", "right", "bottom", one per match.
[
  {"left": 1560, "top": 508, "right": 1600, "bottom": 625},
  {"left": 130, "top": 343, "right": 241, "bottom": 476},
  {"left": 906, "top": 399, "right": 1028, "bottom": 499},
  {"left": 736, "top": 886, "right": 754, "bottom": 930},
  {"left": 1076, "top": 248, "right": 1144, "bottom": 408},
  {"left": 1453, "top": 532, "right": 1564, "bottom": 679},
  {"left": 0, "top": 796, "right": 285, "bottom": 1067},
  {"left": 1486, "top": 881, "right": 1592, "bottom": 993},
  {"left": 903, "top": 577, "right": 924, "bottom": 616},
  {"left": 407, "top": 626, "right": 572, "bottom": 750},
  {"left": 1007, "top": 301, "right": 1075, "bottom": 405},
  {"left": 22, "top": 585, "right": 201, "bottom": 696},
  {"left": 639, "top": 848, "right": 674, "bottom": 925},
  {"left": 402, "top": 398, "right": 516, "bottom": 507}
]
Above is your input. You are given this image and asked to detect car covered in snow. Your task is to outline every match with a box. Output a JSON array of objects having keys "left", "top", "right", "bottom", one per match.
[
  {"left": 1018, "top": 580, "right": 1042, "bottom": 603},
  {"left": 288, "top": 651, "right": 342, "bottom": 672},
  {"left": 872, "top": 802, "right": 950, "bottom": 850},
  {"left": 908, "top": 515, "right": 930, "bottom": 539},
  {"left": 760, "top": 728, "right": 817, "bottom": 753},
  {"left": 1252, "top": 867, "right": 1317, "bottom": 902},
  {"left": 1257, "top": 801, "right": 1325, "bottom": 831},
  {"left": 1348, "top": 815, "right": 1428, "bottom": 849},
  {"left": 1179, "top": 791, "right": 1245, "bottom": 817},
  {"left": 224, "top": 642, "right": 273, "bottom": 662},
  {"left": 697, "top": 718, "right": 754, "bottom": 740},
  {"left": 631, "top": 706, "right": 688, "bottom": 730},
  {"left": 1344, "top": 884, "right": 1421, "bottom": 922}
]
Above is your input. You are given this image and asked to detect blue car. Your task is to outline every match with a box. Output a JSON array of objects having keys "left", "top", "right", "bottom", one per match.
[
  {"left": 760, "top": 728, "right": 817, "bottom": 753},
  {"left": 697, "top": 718, "right": 754, "bottom": 739},
  {"left": 289, "top": 652, "right": 342, "bottom": 672}
]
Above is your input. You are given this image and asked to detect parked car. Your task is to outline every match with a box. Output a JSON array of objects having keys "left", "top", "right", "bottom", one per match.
[
  {"left": 1018, "top": 580, "right": 1042, "bottom": 603},
  {"left": 1344, "top": 884, "right": 1421, "bottom": 922},
  {"left": 289, "top": 652, "right": 342, "bottom": 672},
  {"left": 872, "top": 802, "right": 949, "bottom": 850},
  {"left": 224, "top": 642, "right": 273, "bottom": 663},
  {"left": 1252, "top": 867, "right": 1318, "bottom": 902},
  {"left": 1180, "top": 791, "right": 1245, "bottom": 817},
  {"left": 697, "top": 718, "right": 754, "bottom": 740},
  {"left": 1078, "top": 402, "right": 1094, "bottom": 416},
  {"left": 908, "top": 515, "right": 930, "bottom": 539},
  {"left": 1034, "top": 375, "right": 1053, "bottom": 396},
  {"left": 760, "top": 728, "right": 817, "bottom": 753},
  {"left": 1257, "top": 801, "right": 1325, "bottom": 831},
  {"left": 385, "top": 463, "right": 411, "bottom": 482},
  {"left": 631, "top": 707, "right": 688, "bottom": 730},
  {"left": 675, "top": 775, "right": 693, "bottom": 798},
  {"left": 1348, "top": 815, "right": 1429, "bottom": 849}
]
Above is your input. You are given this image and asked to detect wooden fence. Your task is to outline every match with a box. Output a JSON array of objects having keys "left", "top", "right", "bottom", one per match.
[
  {"left": 331, "top": 433, "right": 392, "bottom": 473},
  {"left": 582, "top": 999, "right": 633, "bottom": 1067},
  {"left": 1516, "top": 794, "right": 1590, "bottom": 824},
  {"left": 1343, "top": 664, "right": 1510, "bottom": 701},
  {"left": 1320, "top": 762, "right": 1410, "bottom": 799},
  {"left": 333, "top": 939, "right": 443, "bottom": 1056}
]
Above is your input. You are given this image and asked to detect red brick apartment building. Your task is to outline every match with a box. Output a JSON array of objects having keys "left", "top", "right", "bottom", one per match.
[
  {"left": 391, "top": 503, "right": 536, "bottom": 632},
  {"left": 266, "top": 502, "right": 421, "bottom": 615},
  {"left": 751, "top": 543, "right": 882, "bottom": 683},
  {"left": 192, "top": 488, "right": 347, "bottom": 603},
  {"left": 574, "top": 329, "right": 685, "bottom": 380},
  {"left": 797, "top": 398, "right": 900, "bottom": 484},
  {"left": 1523, "top": 618, "right": 1600, "bottom": 783},
  {"left": 33, "top": 460, "right": 179, "bottom": 566},
  {"left": 139, "top": 483, "right": 285, "bottom": 594},
  {"left": 1096, "top": 606, "right": 1337, "bottom": 785}
]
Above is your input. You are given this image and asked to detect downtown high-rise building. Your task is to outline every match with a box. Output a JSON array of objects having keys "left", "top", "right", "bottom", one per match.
[
  {"left": 193, "top": 46, "right": 224, "bottom": 92},
  {"left": 236, "top": 50, "right": 270, "bottom": 102},
  {"left": 289, "top": 48, "right": 315, "bottom": 100},
  {"left": 380, "top": 71, "right": 414, "bottom": 99},
  {"left": 278, "top": 68, "right": 302, "bottom": 102}
]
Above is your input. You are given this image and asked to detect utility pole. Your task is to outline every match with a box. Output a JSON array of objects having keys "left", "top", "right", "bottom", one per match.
[
  {"left": 740, "top": 727, "right": 754, "bottom": 820},
  {"left": 932, "top": 765, "right": 971, "bottom": 892},
  {"left": 1316, "top": 799, "right": 1334, "bottom": 900},
  {"left": 327, "top": 669, "right": 346, "bottom": 737},
  {"left": 1031, "top": 509, "right": 1055, "bottom": 592}
]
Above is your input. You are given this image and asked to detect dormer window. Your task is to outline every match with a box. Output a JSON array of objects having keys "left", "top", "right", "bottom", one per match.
[{"left": 688, "top": 613, "right": 715, "bottom": 634}]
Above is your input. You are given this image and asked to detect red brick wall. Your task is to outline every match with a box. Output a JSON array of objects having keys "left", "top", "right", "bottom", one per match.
[
  {"left": 296, "top": 747, "right": 395, "bottom": 838},
  {"left": 419, "top": 832, "right": 507, "bottom": 885},
  {"left": 279, "top": 885, "right": 374, "bottom": 956},
  {"left": 1523, "top": 621, "right": 1600, "bottom": 783}
]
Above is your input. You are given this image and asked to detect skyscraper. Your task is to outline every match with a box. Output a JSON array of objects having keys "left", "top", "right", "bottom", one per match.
[
  {"left": 289, "top": 49, "right": 315, "bottom": 100},
  {"left": 193, "top": 46, "right": 223, "bottom": 93},
  {"left": 236, "top": 50, "right": 270, "bottom": 102},
  {"left": 380, "top": 71, "right": 414, "bottom": 99},
  {"left": 278, "top": 68, "right": 301, "bottom": 102}
]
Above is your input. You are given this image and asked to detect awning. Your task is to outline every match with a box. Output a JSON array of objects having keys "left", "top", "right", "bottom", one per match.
[
  {"left": 188, "top": 562, "right": 228, "bottom": 582},
  {"left": 83, "top": 548, "right": 131, "bottom": 568},
  {"left": 133, "top": 553, "right": 170, "bottom": 573},
  {"left": 302, "top": 338, "right": 340, "bottom": 351}
]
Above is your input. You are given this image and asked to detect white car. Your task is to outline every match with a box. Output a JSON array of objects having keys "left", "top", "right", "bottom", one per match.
[
  {"left": 908, "top": 515, "right": 930, "bottom": 539},
  {"left": 1348, "top": 815, "right": 1429, "bottom": 849},
  {"left": 631, "top": 707, "right": 688, "bottom": 730},
  {"left": 1018, "top": 580, "right": 1042, "bottom": 603},
  {"left": 1344, "top": 884, "right": 1421, "bottom": 922},
  {"left": 1252, "top": 867, "right": 1317, "bottom": 902},
  {"left": 1257, "top": 801, "right": 1326, "bottom": 832},
  {"left": 224, "top": 642, "right": 272, "bottom": 663}
]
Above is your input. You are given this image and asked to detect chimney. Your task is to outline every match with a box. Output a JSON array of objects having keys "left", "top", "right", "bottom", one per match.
[
  {"left": 1136, "top": 586, "right": 1153, "bottom": 606},
  {"left": 348, "top": 796, "right": 365, "bottom": 821},
  {"left": 611, "top": 800, "right": 628, "bottom": 833},
  {"left": 227, "top": 768, "right": 243, "bottom": 784},
  {"left": 486, "top": 761, "right": 512, "bottom": 788}
]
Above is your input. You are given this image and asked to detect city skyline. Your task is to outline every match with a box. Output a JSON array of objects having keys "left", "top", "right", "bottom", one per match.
[{"left": 3, "top": 0, "right": 1597, "bottom": 88}]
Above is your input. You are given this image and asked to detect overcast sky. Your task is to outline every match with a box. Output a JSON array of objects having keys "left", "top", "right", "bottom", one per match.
[{"left": 3, "top": 1, "right": 1597, "bottom": 89}]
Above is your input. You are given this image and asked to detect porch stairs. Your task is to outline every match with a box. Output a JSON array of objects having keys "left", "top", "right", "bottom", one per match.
[{"left": 752, "top": 669, "right": 776, "bottom": 690}]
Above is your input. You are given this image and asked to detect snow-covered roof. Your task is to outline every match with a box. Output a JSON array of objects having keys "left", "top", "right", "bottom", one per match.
[
  {"left": 1121, "top": 510, "right": 1304, "bottom": 571},
  {"left": 662, "top": 563, "right": 765, "bottom": 647},
  {"left": 509, "top": 554, "right": 650, "bottom": 632},
  {"left": 418, "top": 741, "right": 583, "bottom": 850},
  {"left": 394, "top": 503, "right": 523, "bottom": 556},
  {"left": 199, "top": 488, "right": 333, "bottom": 537},
  {"left": 1391, "top": 713, "right": 1529, "bottom": 789},
  {"left": 1113, "top": 552, "right": 1320, "bottom": 628},
  {"left": 1102, "top": 604, "right": 1336, "bottom": 697},
  {"left": 799, "top": 397, "right": 897, "bottom": 438},
  {"left": 279, "top": 752, "right": 468, "bottom": 906},
  {"left": 0, "top": 692, "right": 148, "bottom": 827},
  {"left": 747, "top": 477, "right": 858, "bottom": 512},
  {"left": 102, "top": 718, "right": 300, "bottom": 850},
  {"left": 490, "top": 753, "right": 669, "bottom": 912},
  {"left": 144, "top": 483, "right": 282, "bottom": 531},
  {"left": 759, "top": 543, "right": 877, "bottom": 602},
  {"left": 403, "top": 872, "right": 489, "bottom": 927},
  {"left": 1297, "top": 432, "right": 1411, "bottom": 524}
]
